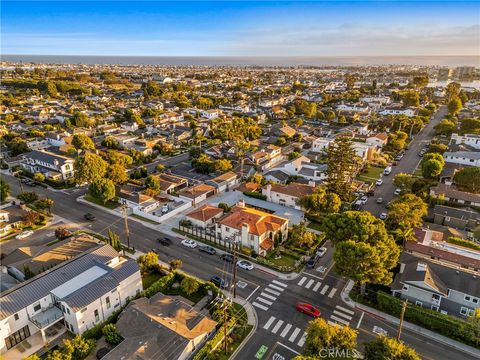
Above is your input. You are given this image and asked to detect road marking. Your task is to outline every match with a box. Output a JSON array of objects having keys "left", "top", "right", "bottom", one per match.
[
  {"left": 336, "top": 305, "right": 355, "bottom": 315},
  {"left": 297, "top": 332, "right": 307, "bottom": 347},
  {"left": 257, "top": 297, "right": 273, "bottom": 306},
  {"left": 280, "top": 323, "right": 292, "bottom": 338},
  {"left": 260, "top": 292, "right": 277, "bottom": 301},
  {"left": 313, "top": 282, "right": 322, "bottom": 292},
  {"left": 289, "top": 327, "right": 301, "bottom": 342},
  {"left": 277, "top": 342, "right": 300, "bottom": 356},
  {"left": 320, "top": 285, "right": 329, "bottom": 295},
  {"left": 246, "top": 285, "right": 260, "bottom": 302},
  {"left": 331, "top": 315, "right": 350, "bottom": 326},
  {"left": 297, "top": 276, "right": 307, "bottom": 286},
  {"left": 328, "top": 320, "right": 341, "bottom": 327},
  {"left": 252, "top": 302, "right": 268, "bottom": 311},
  {"left": 237, "top": 281, "right": 247, "bottom": 289},
  {"left": 268, "top": 284, "right": 285, "bottom": 292},
  {"left": 272, "top": 280, "right": 288, "bottom": 288},
  {"left": 263, "top": 316, "right": 276, "bottom": 330},
  {"left": 356, "top": 311, "right": 365, "bottom": 329},
  {"left": 272, "top": 320, "right": 284, "bottom": 334},
  {"left": 333, "top": 310, "right": 353, "bottom": 320},
  {"left": 305, "top": 279, "right": 315, "bottom": 289},
  {"left": 328, "top": 288, "right": 337, "bottom": 298},
  {"left": 303, "top": 272, "right": 324, "bottom": 281},
  {"left": 264, "top": 287, "right": 281, "bottom": 296}
]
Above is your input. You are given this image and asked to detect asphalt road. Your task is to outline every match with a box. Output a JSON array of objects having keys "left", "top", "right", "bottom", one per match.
[{"left": 363, "top": 105, "right": 448, "bottom": 216}]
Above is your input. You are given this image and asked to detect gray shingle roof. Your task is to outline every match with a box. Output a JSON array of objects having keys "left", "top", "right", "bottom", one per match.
[{"left": 23, "top": 150, "right": 74, "bottom": 166}]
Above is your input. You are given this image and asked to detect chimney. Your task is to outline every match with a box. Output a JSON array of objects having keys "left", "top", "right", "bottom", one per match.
[
  {"left": 238, "top": 199, "right": 246, "bottom": 208},
  {"left": 416, "top": 262, "right": 427, "bottom": 272}
]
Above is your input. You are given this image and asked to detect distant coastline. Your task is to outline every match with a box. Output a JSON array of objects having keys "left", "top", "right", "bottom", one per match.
[{"left": 2, "top": 55, "right": 479, "bottom": 67}]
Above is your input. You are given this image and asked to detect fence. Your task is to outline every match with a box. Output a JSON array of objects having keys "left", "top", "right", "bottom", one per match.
[{"left": 178, "top": 224, "right": 238, "bottom": 251}]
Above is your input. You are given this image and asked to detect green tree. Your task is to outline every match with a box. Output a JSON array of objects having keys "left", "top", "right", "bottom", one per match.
[
  {"left": 6, "top": 137, "right": 30, "bottom": 156},
  {"left": 364, "top": 336, "right": 421, "bottom": 360},
  {"left": 107, "top": 150, "right": 133, "bottom": 166},
  {"left": 145, "top": 175, "right": 161, "bottom": 195},
  {"left": 192, "top": 154, "right": 215, "bottom": 174},
  {"left": 304, "top": 318, "right": 357, "bottom": 356},
  {"left": 61, "top": 335, "right": 96, "bottom": 360},
  {"left": 102, "top": 136, "right": 119, "bottom": 149},
  {"left": 426, "top": 143, "right": 447, "bottom": 154},
  {"left": 393, "top": 173, "right": 416, "bottom": 193},
  {"left": 298, "top": 187, "right": 341, "bottom": 215},
  {"left": 181, "top": 276, "right": 200, "bottom": 296},
  {"left": 70, "top": 111, "right": 94, "bottom": 128},
  {"left": 137, "top": 252, "right": 159, "bottom": 273},
  {"left": 102, "top": 324, "right": 123, "bottom": 346},
  {"left": 169, "top": 258, "right": 183, "bottom": 270},
  {"left": 74, "top": 153, "right": 108, "bottom": 184},
  {"left": 0, "top": 178, "right": 10, "bottom": 201},
  {"left": 422, "top": 152, "right": 445, "bottom": 166},
  {"left": 107, "top": 163, "right": 128, "bottom": 184},
  {"left": 401, "top": 91, "right": 420, "bottom": 107},
  {"left": 388, "top": 131, "right": 408, "bottom": 151},
  {"left": 214, "top": 158, "right": 233, "bottom": 173},
  {"left": 434, "top": 119, "right": 456, "bottom": 136},
  {"left": 412, "top": 75, "right": 429, "bottom": 89},
  {"left": 448, "top": 96, "right": 462, "bottom": 115},
  {"left": 18, "top": 191, "right": 38, "bottom": 203},
  {"left": 325, "top": 137, "right": 358, "bottom": 201},
  {"left": 33, "top": 172, "right": 45, "bottom": 183},
  {"left": 445, "top": 82, "right": 461, "bottom": 101},
  {"left": 460, "top": 118, "right": 480, "bottom": 135},
  {"left": 421, "top": 159, "right": 443, "bottom": 179},
  {"left": 35, "top": 198, "right": 54, "bottom": 214},
  {"left": 55, "top": 226, "right": 71, "bottom": 240},
  {"left": 288, "top": 223, "right": 317, "bottom": 249},
  {"left": 72, "top": 134, "right": 96, "bottom": 151},
  {"left": 106, "top": 229, "right": 121, "bottom": 251},
  {"left": 89, "top": 178, "right": 116, "bottom": 204},
  {"left": 453, "top": 167, "right": 480, "bottom": 193},
  {"left": 387, "top": 194, "right": 427, "bottom": 233}
]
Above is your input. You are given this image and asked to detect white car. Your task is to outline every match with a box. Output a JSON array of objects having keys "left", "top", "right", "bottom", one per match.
[
  {"left": 375, "top": 179, "right": 383, "bottom": 186},
  {"left": 360, "top": 195, "right": 368, "bottom": 204},
  {"left": 16, "top": 230, "right": 34, "bottom": 239},
  {"left": 317, "top": 247, "right": 327, "bottom": 257},
  {"left": 181, "top": 239, "right": 198, "bottom": 248},
  {"left": 237, "top": 260, "right": 254, "bottom": 271},
  {"left": 373, "top": 326, "right": 388, "bottom": 337},
  {"left": 394, "top": 188, "right": 402, "bottom": 196},
  {"left": 379, "top": 212, "right": 388, "bottom": 220}
]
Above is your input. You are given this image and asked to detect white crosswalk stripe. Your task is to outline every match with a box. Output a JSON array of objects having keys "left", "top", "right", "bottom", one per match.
[
  {"left": 329, "top": 305, "right": 355, "bottom": 327},
  {"left": 289, "top": 327, "right": 301, "bottom": 342},
  {"left": 272, "top": 280, "right": 288, "bottom": 288},
  {"left": 260, "top": 292, "right": 277, "bottom": 301},
  {"left": 297, "top": 332, "right": 307, "bottom": 347},
  {"left": 272, "top": 320, "right": 284, "bottom": 334},
  {"left": 297, "top": 276, "right": 307, "bottom": 286},
  {"left": 263, "top": 316, "right": 276, "bottom": 330},
  {"left": 320, "top": 284, "right": 329, "bottom": 295},
  {"left": 336, "top": 305, "right": 355, "bottom": 315},
  {"left": 257, "top": 297, "right": 273, "bottom": 306},
  {"left": 330, "top": 315, "right": 350, "bottom": 326},
  {"left": 268, "top": 284, "right": 285, "bottom": 292},
  {"left": 255, "top": 280, "right": 288, "bottom": 311},
  {"left": 312, "top": 282, "right": 322, "bottom": 292},
  {"left": 305, "top": 279, "right": 315, "bottom": 289},
  {"left": 333, "top": 310, "right": 352, "bottom": 320},
  {"left": 264, "top": 287, "right": 281, "bottom": 296},
  {"left": 328, "top": 288, "right": 337, "bottom": 298},
  {"left": 280, "top": 323, "right": 292, "bottom": 338},
  {"left": 252, "top": 302, "right": 268, "bottom": 311}
]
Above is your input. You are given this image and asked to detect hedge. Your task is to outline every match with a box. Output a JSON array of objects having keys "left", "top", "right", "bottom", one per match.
[
  {"left": 447, "top": 237, "right": 480, "bottom": 251},
  {"left": 141, "top": 271, "right": 176, "bottom": 298},
  {"left": 243, "top": 191, "right": 267, "bottom": 201},
  {"left": 376, "top": 291, "right": 480, "bottom": 348},
  {"left": 82, "top": 307, "right": 125, "bottom": 340}
]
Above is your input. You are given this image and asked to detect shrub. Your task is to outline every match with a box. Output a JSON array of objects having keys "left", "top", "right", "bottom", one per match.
[
  {"left": 447, "top": 237, "right": 480, "bottom": 251},
  {"left": 102, "top": 324, "right": 123, "bottom": 345},
  {"left": 141, "top": 271, "right": 176, "bottom": 298},
  {"left": 243, "top": 191, "right": 267, "bottom": 200},
  {"left": 169, "top": 258, "right": 183, "bottom": 270}
]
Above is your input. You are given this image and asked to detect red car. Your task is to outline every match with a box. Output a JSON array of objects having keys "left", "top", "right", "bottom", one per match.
[{"left": 296, "top": 303, "right": 321, "bottom": 318}]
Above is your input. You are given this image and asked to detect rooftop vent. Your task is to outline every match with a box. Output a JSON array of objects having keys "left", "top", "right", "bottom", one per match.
[{"left": 416, "top": 262, "right": 427, "bottom": 272}]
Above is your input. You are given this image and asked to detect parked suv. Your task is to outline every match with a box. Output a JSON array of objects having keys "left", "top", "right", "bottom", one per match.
[{"left": 158, "top": 237, "right": 172, "bottom": 246}]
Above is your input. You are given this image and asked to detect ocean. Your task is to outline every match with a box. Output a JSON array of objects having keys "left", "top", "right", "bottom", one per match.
[{"left": 2, "top": 55, "right": 479, "bottom": 67}]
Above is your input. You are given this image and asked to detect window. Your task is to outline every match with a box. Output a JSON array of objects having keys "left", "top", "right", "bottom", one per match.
[
  {"left": 81, "top": 307, "right": 87, "bottom": 313},
  {"left": 402, "top": 285, "right": 409, "bottom": 291},
  {"left": 5, "top": 325, "right": 31, "bottom": 349},
  {"left": 66, "top": 308, "right": 70, "bottom": 315},
  {"left": 465, "top": 295, "right": 471, "bottom": 302},
  {"left": 431, "top": 305, "right": 439, "bottom": 311},
  {"left": 14, "top": 313, "right": 19, "bottom": 321},
  {"left": 106, "top": 297, "right": 111, "bottom": 309},
  {"left": 473, "top": 298, "right": 479, "bottom": 304},
  {"left": 94, "top": 309, "right": 99, "bottom": 322},
  {"left": 415, "top": 301, "right": 422, "bottom": 306},
  {"left": 432, "top": 294, "right": 440, "bottom": 301},
  {"left": 33, "top": 303, "right": 41, "bottom": 312}
]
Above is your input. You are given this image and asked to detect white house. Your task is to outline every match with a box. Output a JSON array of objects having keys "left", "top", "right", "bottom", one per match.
[
  {"left": 21, "top": 150, "right": 75, "bottom": 180},
  {"left": 378, "top": 107, "right": 416, "bottom": 117},
  {"left": 311, "top": 137, "right": 334, "bottom": 153},
  {"left": 262, "top": 183, "right": 315, "bottom": 210},
  {"left": 0, "top": 242, "right": 142, "bottom": 356},
  {"left": 272, "top": 156, "right": 327, "bottom": 182},
  {"left": 450, "top": 133, "right": 480, "bottom": 150},
  {"left": 359, "top": 96, "right": 391, "bottom": 108},
  {"left": 443, "top": 151, "right": 480, "bottom": 167},
  {"left": 366, "top": 133, "right": 389, "bottom": 148},
  {"left": 336, "top": 103, "right": 370, "bottom": 113},
  {"left": 200, "top": 109, "right": 220, "bottom": 119}
]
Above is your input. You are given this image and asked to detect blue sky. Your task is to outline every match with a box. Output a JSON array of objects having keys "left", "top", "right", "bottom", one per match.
[{"left": 2, "top": 1, "right": 479, "bottom": 56}]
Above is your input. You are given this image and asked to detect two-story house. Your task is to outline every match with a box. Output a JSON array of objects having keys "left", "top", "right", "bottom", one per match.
[
  {"left": 262, "top": 183, "right": 315, "bottom": 210},
  {"left": 450, "top": 134, "right": 480, "bottom": 149},
  {"left": 21, "top": 150, "right": 75, "bottom": 180}
]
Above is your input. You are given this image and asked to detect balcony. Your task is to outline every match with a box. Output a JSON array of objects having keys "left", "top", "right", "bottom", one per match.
[{"left": 30, "top": 306, "right": 64, "bottom": 329}]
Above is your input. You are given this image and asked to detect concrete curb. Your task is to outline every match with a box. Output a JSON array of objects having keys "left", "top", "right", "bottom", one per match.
[
  {"left": 341, "top": 280, "right": 480, "bottom": 359},
  {"left": 230, "top": 297, "right": 258, "bottom": 360}
]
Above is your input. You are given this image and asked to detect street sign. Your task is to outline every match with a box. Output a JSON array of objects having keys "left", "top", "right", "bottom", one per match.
[{"left": 255, "top": 345, "right": 268, "bottom": 359}]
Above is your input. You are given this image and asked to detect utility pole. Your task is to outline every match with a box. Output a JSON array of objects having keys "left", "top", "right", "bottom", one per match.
[
  {"left": 232, "top": 242, "right": 237, "bottom": 299},
  {"left": 223, "top": 300, "right": 228, "bottom": 354},
  {"left": 121, "top": 203, "right": 131, "bottom": 250},
  {"left": 397, "top": 301, "right": 408, "bottom": 341}
]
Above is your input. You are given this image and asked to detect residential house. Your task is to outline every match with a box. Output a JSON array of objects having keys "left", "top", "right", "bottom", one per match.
[
  {"left": 351, "top": 141, "right": 378, "bottom": 161},
  {"left": 200, "top": 109, "right": 220, "bottom": 119},
  {"left": 262, "top": 183, "right": 315, "bottom": 210},
  {"left": 391, "top": 253, "right": 479, "bottom": 317},
  {"left": 217, "top": 200, "right": 288, "bottom": 256},
  {"left": 158, "top": 173, "right": 188, "bottom": 194},
  {"left": 249, "top": 145, "right": 283, "bottom": 171},
  {"left": 272, "top": 156, "right": 327, "bottom": 182},
  {"left": 263, "top": 170, "right": 290, "bottom": 184},
  {"left": 21, "top": 150, "right": 75, "bottom": 180},
  {"left": 450, "top": 134, "right": 480, "bottom": 150},
  {"left": 185, "top": 204, "right": 224, "bottom": 228},
  {"left": 103, "top": 293, "right": 217, "bottom": 360},
  {"left": 0, "top": 207, "right": 23, "bottom": 237},
  {"left": 206, "top": 171, "right": 239, "bottom": 193},
  {"left": 311, "top": 137, "right": 334, "bottom": 153},
  {"left": 432, "top": 205, "right": 480, "bottom": 231},
  {"left": 443, "top": 151, "right": 480, "bottom": 167},
  {"left": 378, "top": 107, "right": 416, "bottom": 117},
  {"left": 366, "top": 133, "right": 389, "bottom": 148},
  {"left": 0, "top": 243, "right": 142, "bottom": 355},
  {"left": 178, "top": 184, "right": 217, "bottom": 205},
  {"left": 430, "top": 184, "right": 480, "bottom": 207},
  {"left": 270, "top": 123, "right": 296, "bottom": 138}
]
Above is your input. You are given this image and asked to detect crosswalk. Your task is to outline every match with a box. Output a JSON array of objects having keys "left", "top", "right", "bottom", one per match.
[
  {"left": 252, "top": 280, "right": 288, "bottom": 311},
  {"left": 327, "top": 305, "right": 355, "bottom": 327},
  {"left": 263, "top": 316, "right": 307, "bottom": 348},
  {"left": 296, "top": 276, "right": 338, "bottom": 298}
]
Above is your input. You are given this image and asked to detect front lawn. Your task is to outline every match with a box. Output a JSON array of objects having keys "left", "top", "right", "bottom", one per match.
[
  {"left": 265, "top": 251, "right": 299, "bottom": 268},
  {"left": 142, "top": 272, "right": 163, "bottom": 289},
  {"left": 84, "top": 194, "right": 118, "bottom": 209},
  {"left": 307, "top": 221, "right": 323, "bottom": 231},
  {"left": 357, "top": 166, "right": 384, "bottom": 184}
]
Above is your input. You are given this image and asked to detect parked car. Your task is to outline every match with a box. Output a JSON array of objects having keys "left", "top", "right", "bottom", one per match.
[
  {"left": 306, "top": 252, "right": 321, "bottom": 269},
  {"left": 220, "top": 254, "right": 234, "bottom": 263},
  {"left": 373, "top": 326, "right": 388, "bottom": 337},
  {"left": 296, "top": 302, "right": 321, "bottom": 318},
  {"left": 375, "top": 179, "right": 383, "bottom": 186},
  {"left": 394, "top": 188, "right": 402, "bottom": 196},
  {"left": 16, "top": 230, "right": 34, "bottom": 239},
  {"left": 181, "top": 239, "right": 198, "bottom": 248},
  {"left": 383, "top": 166, "right": 392, "bottom": 175},
  {"left": 376, "top": 197, "right": 383, "bottom": 204},
  {"left": 199, "top": 245, "right": 216, "bottom": 255},
  {"left": 317, "top": 247, "right": 327, "bottom": 257},
  {"left": 237, "top": 260, "right": 254, "bottom": 270},
  {"left": 161, "top": 205, "right": 169, "bottom": 214},
  {"left": 360, "top": 195, "right": 368, "bottom": 204},
  {"left": 210, "top": 276, "right": 228, "bottom": 289},
  {"left": 367, "top": 189, "right": 375, "bottom": 196},
  {"left": 379, "top": 212, "right": 388, "bottom": 220},
  {"left": 158, "top": 237, "right": 172, "bottom": 246},
  {"left": 84, "top": 213, "right": 96, "bottom": 221}
]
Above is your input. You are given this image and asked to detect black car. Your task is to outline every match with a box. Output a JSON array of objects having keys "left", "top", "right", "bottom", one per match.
[
  {"left": 220, "top": 254, "right": 234, "bottom": 263},
  {"left": 199, "top": 245, "right": 216, "bottom": 255},
  {"left": 84, "top": 213, "right": 96, "bottom": 221},
  {"left": 210, "top": 276, "right": 228, "bottom": 289},
  {"left": 158, "top": 237, "right": 172, "bottom": 246},
  {"left": 306, "top": 253, "right": 320, "bottom": 269}
]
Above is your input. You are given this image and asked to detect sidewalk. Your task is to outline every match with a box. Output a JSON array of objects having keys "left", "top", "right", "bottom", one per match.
[
  {"left": 230, "top": 297, "right": 258, "bottom": 360},
  {"left": 341, "top": 280, "right": 480, "bottom": 359}
]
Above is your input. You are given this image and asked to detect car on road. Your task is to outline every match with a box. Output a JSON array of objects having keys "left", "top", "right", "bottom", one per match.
[
  {"left": 317, "top": 247, "right": 327, "bottom": 257},
  {"left": 210, "top": 276, "right": 228, "bottom": 289},
  {"left": 306, "top": 253, "right": 320, "bottom": 269},
  {"left": 360, "top": 195, "right": 368, "bottom": 205},
  {"left": 84, "top": 213, "right": 96, "bottom": 221},
  {"left": 375, "top": 179, "right": 383, "bottom": 186},
  {"left": 394, "top": 188, "right": 402, "bottom": 196},
  {"left": 419, "top": 149, "right": 426, "bottom": 157},
  {"left": 383, "top": 166, "right": 392, "bottom": 175},
  {"left": 237, "top": 260, "right": 254, "bottom": 270},
  {"left": 376, "top": 197, "right": 383, "bottom": 204},
  {"left": 22, "top": 178, "right": 37, "bottom": 187},
  {"left": 373, "top": 326, "right": 388, "bottom": 337},
  {"left": 220, "top": 254, "right": 234, "bottom": 263},
  {"left": 158, "top": 237, "right": 172, "bottom": 246},
  {"left": 394, "top": 154, "right": 403, "bottom": 161},
  {"left": 181, "top": 239, "right": 198, "bottom": 248},
  {"left": 379, "top": 212, "right": 388, "bottom": 220},
  {"left": 296, "top": 302, "right": 321, "bottom": 318},
  {"left": 16, "top": 230, "right": 34, "bottom": 239},
  {"left": 199, "top": 245, "right": 216, "bottom": 255}
]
